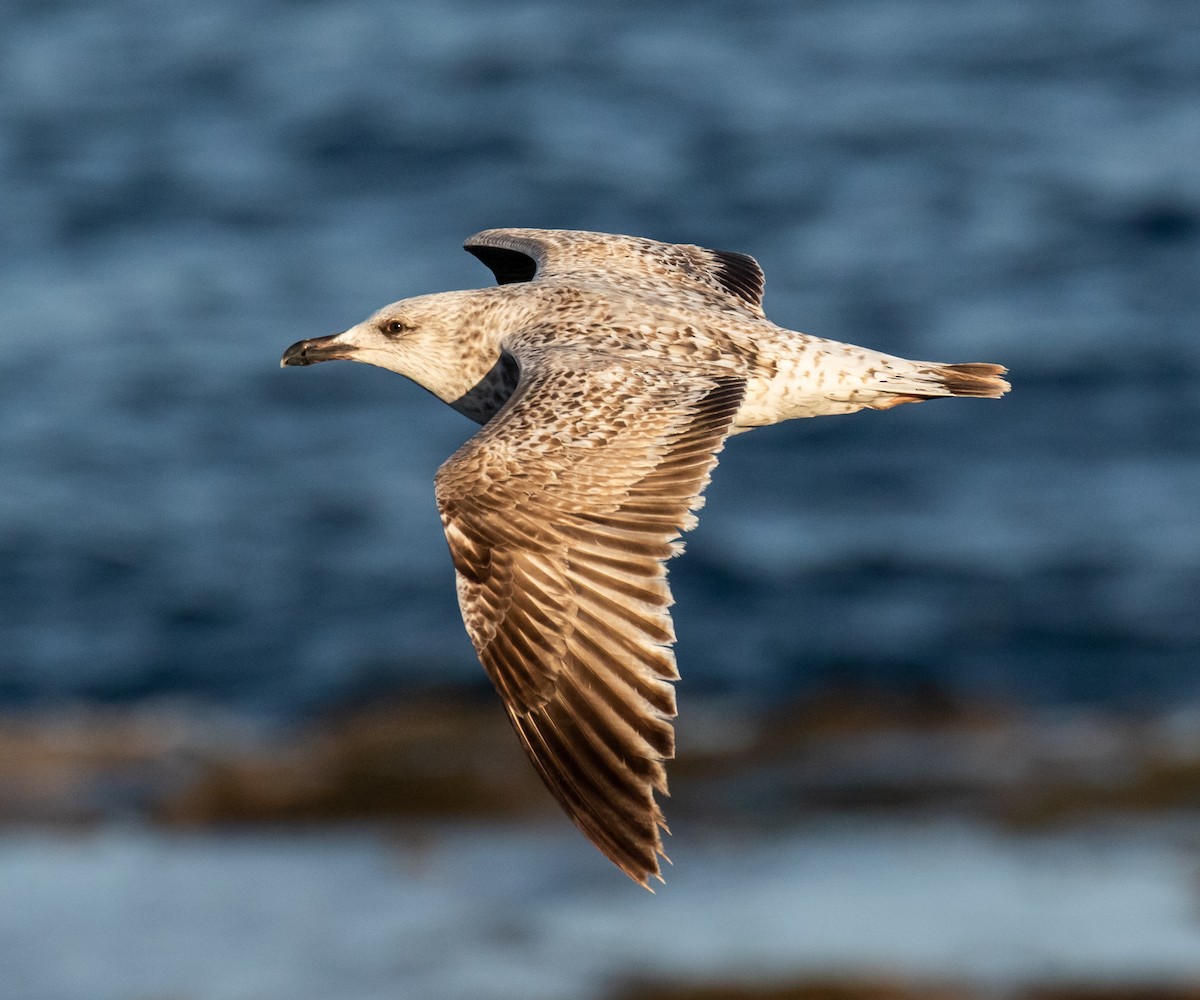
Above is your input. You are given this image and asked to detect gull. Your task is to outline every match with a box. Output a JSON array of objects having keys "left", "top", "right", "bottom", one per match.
[{"left": 281, "top": 228, "right": 1009, "bottom": 887}]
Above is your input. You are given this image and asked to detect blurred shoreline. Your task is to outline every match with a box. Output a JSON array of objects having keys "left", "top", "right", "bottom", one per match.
[
  {"left": 5, "top": 695, "right": 1200, "bottom": 999},
  {"left": 5, "top": 690, "right": 1200, "bottom": 831},
  {"left": 8, "top": 692, "right": 1200, "bottom": 1000}
]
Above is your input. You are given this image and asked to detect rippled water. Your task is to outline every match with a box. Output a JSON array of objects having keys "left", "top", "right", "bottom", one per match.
[{"left": 2, "top": 1, "right": 1199, "bottom": 709}]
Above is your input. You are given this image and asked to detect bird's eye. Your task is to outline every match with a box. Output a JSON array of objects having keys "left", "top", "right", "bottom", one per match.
[{"left": 381, "top": 319, "right": 410, "bottom": 337}]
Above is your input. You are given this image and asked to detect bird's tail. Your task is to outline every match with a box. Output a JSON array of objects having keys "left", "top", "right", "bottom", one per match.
[
  {"left": 867, "top": 361, "right": 1010, "bottom": 410},
  {"left": 929, "top": 362, "right": 1010, "bottom": 398}
]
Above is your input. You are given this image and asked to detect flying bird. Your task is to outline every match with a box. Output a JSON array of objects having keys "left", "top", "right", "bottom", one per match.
[{"left": 281, "top": 228, "right": 1009, "bottom": 888}]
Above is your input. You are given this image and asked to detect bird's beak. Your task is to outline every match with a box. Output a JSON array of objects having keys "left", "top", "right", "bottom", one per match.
[{"left": 280, "top": 334, "right": 358, "bottom": 367}]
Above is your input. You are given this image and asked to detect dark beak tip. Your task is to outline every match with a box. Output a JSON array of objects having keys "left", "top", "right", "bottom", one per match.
[
  {"left": 280, "top": 340, "right": 310, "bottom": 367},
  {"left": 281, "top": 335, "right": 350, "bottom": 368}
]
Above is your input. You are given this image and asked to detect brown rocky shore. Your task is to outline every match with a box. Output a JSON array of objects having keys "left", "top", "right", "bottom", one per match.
[{"left": 4, "top": 689, "right": 1200, "bottom": 831}]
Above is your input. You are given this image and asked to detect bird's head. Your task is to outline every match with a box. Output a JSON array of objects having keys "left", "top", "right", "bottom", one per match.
[{"left": 281, "top": 289, "right": 506, "bottom": 403}]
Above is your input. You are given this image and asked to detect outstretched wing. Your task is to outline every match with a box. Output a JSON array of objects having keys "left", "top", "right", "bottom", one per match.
[
  {"left": 464, "top": 227, "right": 766, "bottom": 316},
  {"left": 434, "top": 344, "right": 745, "bottom": 886}
]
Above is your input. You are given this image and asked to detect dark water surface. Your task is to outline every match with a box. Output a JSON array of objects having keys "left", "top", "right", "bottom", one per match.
[{"left": 3, "top": 0, "right": 1199, "bottom": 711}]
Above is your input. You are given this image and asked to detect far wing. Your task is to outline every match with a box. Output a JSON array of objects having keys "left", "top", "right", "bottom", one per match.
[
  {"left": 434, "top": 345, "right": 744, "bottom": 886},
  {"left": 464, "top": 227, "right": 766, "bottom": 316}
]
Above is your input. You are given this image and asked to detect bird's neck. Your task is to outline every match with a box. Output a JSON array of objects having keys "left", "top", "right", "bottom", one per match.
[
  {"left": 435, "top": 284, "right": 538, "bottom": 423},
  {"left": 447, "top": 348, "right": 522, "bottom": 424}
]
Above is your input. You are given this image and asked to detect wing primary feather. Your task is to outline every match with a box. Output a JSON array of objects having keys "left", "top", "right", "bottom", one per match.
[{"left": 513, "top": 709, "right": 661, "bottom": 884}]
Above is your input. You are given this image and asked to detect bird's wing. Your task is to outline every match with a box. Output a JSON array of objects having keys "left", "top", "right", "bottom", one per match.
[
  {"left": 434, "top": 343, "right": 745, "bottom": 886},
  {"left": 464, "top": 228, "right": 766, "bottom": 316}
]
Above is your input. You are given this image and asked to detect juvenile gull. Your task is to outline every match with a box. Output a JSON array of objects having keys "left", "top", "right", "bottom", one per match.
[{"left": 281, "top": 228, "right": 1010, "bottom": 887}]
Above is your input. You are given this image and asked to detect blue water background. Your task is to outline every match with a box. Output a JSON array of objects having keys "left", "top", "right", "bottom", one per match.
[{"left": 2, "top": 0, "right": 1199, "bottom": 712}]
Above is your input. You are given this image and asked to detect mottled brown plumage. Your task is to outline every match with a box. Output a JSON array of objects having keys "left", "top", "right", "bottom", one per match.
[{"left": 281, "top": 228, "right": 1010, "bottom": 887}]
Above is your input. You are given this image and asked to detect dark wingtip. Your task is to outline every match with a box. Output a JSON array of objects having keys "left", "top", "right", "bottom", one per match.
[
  {"left": 710, "top": 249, "right": 765, "bottom": 308},
  {"left": 465, "top": 243, "right": 539, "bottom": 284}
]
